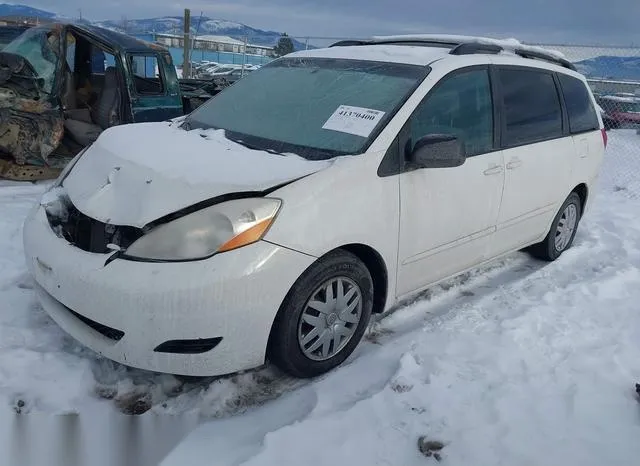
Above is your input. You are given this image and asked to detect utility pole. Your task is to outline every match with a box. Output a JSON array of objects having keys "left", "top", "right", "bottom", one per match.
[
  {"left": 188, "top": 11, "right": 204, "bottom": 72},
  {"left": 241, "top": 36, "right": 248, "bottom": 77},
  {"left": 182, "top": 8, "right": 191, "bottom": 79}
]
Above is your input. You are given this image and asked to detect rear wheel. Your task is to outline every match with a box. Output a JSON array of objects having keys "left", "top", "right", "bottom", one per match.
[
  {"left": 268, "top": 250, "right": 374, "bottom": 378},
  {"left": 529, "top": 192, "right": 582, "bottom": 261}
]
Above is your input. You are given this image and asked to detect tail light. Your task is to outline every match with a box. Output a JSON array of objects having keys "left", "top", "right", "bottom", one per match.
[{"left": 601, "top": 128, "right": 608, "bottom": 148}]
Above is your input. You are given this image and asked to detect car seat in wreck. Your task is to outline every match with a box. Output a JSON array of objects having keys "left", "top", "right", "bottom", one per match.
[{"left": 63, "top": 66, "right": 121, "bottom": 146}]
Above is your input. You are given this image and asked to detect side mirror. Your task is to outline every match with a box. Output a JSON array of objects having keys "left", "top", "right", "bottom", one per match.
[{"left": 407, "top": 134, "right": 466, "bottom": 169}]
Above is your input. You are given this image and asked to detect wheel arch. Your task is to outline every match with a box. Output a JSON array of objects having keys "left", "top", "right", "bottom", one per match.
[
  {"left": 338, "top": 243, "right": 389, "bottom": 315},
  {"left": 572, "top": 183, "right": 588, "bottom": 216},
  {"left": 265, "top": 243, "right": 389, "bottom": 363}
]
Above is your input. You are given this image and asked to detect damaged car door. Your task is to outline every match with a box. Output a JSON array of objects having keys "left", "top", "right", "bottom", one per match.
[{"left": 126, "top": 52, "right": 183, "bottom": 123}]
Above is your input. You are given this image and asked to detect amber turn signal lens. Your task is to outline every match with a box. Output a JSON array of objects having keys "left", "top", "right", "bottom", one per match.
[{"left": 217, "top": 218, "right": 274, "bottom": 253}]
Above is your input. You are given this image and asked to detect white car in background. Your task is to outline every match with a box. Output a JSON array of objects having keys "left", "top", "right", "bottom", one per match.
[
  {"left": 23, "top": 35, "right": 605, "bottom": 378},
  {"left": 197, "top": 64, "right": 247, "bottom": 79}
]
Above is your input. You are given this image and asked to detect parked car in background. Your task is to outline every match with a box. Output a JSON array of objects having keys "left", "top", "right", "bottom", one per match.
[
  {"left": 206, "top": 64, "right": 255, "bottom": 83},
  {"left": 191, "top": 61, "right": 218, "bottom": 75},
  {"left": 225, "top": 67, "right": 254, "bottom": 83},
  {"left": 23, "top": 35, "right": 605, "bottom": 379},
  {"left": 194, "top": 63, "right": 228, "bottom": 78},
  {"left": 596, "top": 94, "right": 640, "bottom": 129},
  {"left": 195, "top": 63, "right": 258, "bottom": 81}
]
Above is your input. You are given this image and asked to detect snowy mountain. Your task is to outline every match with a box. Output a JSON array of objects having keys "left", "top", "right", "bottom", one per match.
[
  {"left": 0, "top": 3, "right": 56, "bottom": 19},
  {"left": 96, "top": 16, "right": 307, "bottom": 49},
  {"left": 0, "top": 4, "right": 308, "bottom": 50},
  {"left": 575, "top": 56, "right": 640, "bottom": 81}
]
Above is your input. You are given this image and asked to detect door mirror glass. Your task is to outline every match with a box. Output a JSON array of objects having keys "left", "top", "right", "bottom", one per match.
[{"left": 408, "top": 134, "right": 466, "bottom": 169}]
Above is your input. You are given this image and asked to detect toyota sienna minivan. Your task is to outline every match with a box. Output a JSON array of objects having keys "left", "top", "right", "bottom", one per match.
[{"left": 23, "top": 35, "right": 606, "bottom": 378}]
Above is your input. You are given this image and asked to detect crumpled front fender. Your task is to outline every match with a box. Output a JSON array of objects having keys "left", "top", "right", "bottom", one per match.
[{"left": 0, "top": 87, "right": 63, "bottom": 166}]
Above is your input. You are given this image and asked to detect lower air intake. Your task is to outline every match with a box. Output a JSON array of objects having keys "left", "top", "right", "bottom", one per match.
[{"left": 154, "top": 337, "right": 223, "bottom": 354}]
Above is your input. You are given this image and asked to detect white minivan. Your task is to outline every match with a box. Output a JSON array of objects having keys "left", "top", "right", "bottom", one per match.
[{"left": 23, "top": 35, "right": 606, "bottom": 378}]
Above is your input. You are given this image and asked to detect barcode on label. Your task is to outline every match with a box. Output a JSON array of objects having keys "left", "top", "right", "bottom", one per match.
[{"left": 322, "top": 105, "right": 386, "bottom": 138}]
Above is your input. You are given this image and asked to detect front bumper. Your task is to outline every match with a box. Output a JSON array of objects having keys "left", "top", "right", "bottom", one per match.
[{"left": 23, "top": 206, "right": 315, "bottom": 376}]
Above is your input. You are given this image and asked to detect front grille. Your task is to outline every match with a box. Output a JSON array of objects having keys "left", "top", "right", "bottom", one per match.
[
  {"left": 45, "top": 198, "right": 143, "bottom": 254},
  {"left": 66, "top": 307, "right": 125, "bottom": 341}
]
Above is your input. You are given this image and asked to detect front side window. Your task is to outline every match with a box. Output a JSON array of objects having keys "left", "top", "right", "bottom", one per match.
[
  {"left": 184, "top": 57, "right": 429, "bottom": 160},
  {"left": 410, "top": 68, "right": 494, "bottom": 157},
  {"left": 499, "top": 68, "right": 563, "bottom": 146},
  {"left": 558, "top": 74, "right": 599, "bottom": 134},
  {"left": 128, "top": 55, "right": 164, "bottom": 95}
]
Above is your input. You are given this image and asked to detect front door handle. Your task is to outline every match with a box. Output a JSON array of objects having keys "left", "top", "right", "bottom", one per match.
[
  {"left": 506, "top": 159, "right": 523, "bottom": 170},
  {"left": 483, "top": 165, "right": 504, "bottom": 176}
]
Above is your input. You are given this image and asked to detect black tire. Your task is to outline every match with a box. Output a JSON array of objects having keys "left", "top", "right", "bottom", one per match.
[
  {"left": 529, "top": 192, "right": 582, "bottom": 261},
  {"left": 268, "top": 250, "right": 374, "bottom": 378}
]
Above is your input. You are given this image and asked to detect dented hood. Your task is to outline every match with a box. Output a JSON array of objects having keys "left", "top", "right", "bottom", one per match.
[{"left": 62, "top": 122, "right": 331, "bottom": 227}]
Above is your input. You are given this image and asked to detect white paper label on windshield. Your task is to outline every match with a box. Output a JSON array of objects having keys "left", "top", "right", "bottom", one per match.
[{"left": 322, "top": 105, "right": 386, "bottom": 138}]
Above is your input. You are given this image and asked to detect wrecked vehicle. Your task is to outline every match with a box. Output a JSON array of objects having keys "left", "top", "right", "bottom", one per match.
[{"left": 0, "top": 23, "right": 228, "bottom": 181}]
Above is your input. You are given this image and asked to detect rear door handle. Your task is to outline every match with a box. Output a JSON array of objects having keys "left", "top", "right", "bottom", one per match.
[
  {"left": 483, "top": 165, "right": 504, "bottom": 176},
  {"left": 506, "top": 159, "right": 522, "bottom": 170}
]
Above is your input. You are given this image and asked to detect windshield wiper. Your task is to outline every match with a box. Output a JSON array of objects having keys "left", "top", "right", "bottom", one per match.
[{"left": 223, "top": 132, "right": 285, "bottom": 155}]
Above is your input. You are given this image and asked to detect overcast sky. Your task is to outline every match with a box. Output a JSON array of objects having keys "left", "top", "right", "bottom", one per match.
[{"left": 20, "top": 0, "right": 640, "bottom": 45}]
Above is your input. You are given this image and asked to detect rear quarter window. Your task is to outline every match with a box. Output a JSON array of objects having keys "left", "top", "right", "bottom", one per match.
[{"left": 558, "top": 74, "right": 600, "bottom": 134}]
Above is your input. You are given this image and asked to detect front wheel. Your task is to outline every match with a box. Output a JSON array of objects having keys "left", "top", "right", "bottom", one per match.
[
  {"left": 528, "top": 192, "right": 582, "bottom": 261},
  {"left": 268, "top": 250, "right": 374, "bottom": 378}
]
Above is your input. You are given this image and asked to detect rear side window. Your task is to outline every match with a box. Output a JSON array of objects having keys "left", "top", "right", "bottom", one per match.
[
  {"left": 128, "top": 55, "right": 164, "bottom": 95},
  {"left": 558, "top": 74, "right": 599, "bottom": 133},
  {"left": 499, "top": 68, "right": 563, "bottom": 146}
]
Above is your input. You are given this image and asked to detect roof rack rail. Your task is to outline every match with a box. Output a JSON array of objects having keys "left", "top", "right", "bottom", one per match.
[
  {"left": 329, "top": 40, "right": 371, "bottom": 47},
  {"left": 449, "top": 43, "right": 502, "bottom": 56},
  {"left": 512, "top": 47, "right": 577, "bottom": 71},
  {"left": 329, "top": 34, "right": 577, "bottom": 72},
  {"left": 329, "top": 39, "right": 460, "bottom": 48}
]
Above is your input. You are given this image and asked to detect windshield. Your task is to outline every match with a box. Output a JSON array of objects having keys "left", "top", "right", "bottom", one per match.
[
  {"left": 184, "top": 57, "right": 428, "bottom": 159},
  {"left": 3, "top": 26, "right": 61, "bottom": 94}
]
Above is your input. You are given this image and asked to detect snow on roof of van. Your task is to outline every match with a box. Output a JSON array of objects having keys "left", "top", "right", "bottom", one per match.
[
  {"left": 289, "top": 34, "right": 566, "bottom": 68},
  {"left": 289, "top": 44, "right": 452, "bottom": 66},
  {"left": 368, "top": 34, "right": 566, "bottom": 60}
]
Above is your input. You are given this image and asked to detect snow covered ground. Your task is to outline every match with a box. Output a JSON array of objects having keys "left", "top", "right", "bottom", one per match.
[{"left": 1, "top": 130, "right": 640, "bottom": 465}]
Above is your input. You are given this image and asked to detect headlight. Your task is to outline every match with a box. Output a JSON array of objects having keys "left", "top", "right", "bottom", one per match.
[{"left": 122, "top": 198, "right": 282, "bottom": 261}]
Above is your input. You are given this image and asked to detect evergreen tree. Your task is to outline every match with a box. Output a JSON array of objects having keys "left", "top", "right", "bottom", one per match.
[{"left": 274, "top": 33, "right": 295, "bottom": 57}]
